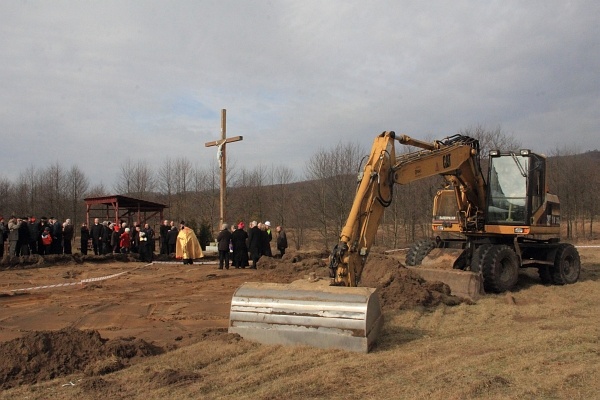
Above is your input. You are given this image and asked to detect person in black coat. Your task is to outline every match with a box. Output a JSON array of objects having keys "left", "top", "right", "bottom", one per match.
[
  {"left": 51, "top": 217, "right": 63, "bottom": 254},
  {"left": 231, "top": 222, "right": 249, "bottom": 269},
  {"left": 216, "top": 223, "right": 232, "bottom": 270},
  {"left": 101, "top": 222, "right": 112, "bottom": 255},
  {"left": 159, "top": 220, "right": 170, "bottom": 255},
  {"left": 90, "top": 218, "right": 103, "bottom": 255},
  {"left": 138, "top": 231, "right": 152, "bottom": 262},
  {"left": 111, "top": 224, "right": 121, "bottom": 254},
  {"left": 18, "top": 217, "right": 31, "bottom": 256},
  {"left": 247, "top": 221, "right": 261, "bottom": 269},
  {"left": 62, "top": 219, "right": 74, "bottom": 254},
  {"left": 80, "top": 223, "right": 90, "bottom": 255},
  {"left": 143, "top": 223, "right": 155, "bottom": 255},
  {"left": 167, "top": 226, "right": 179, "bottom": 254},
  {"left": 262, "top": 221, "right": 273, "bottom": 257},
  {"left": 276, "top": 225, "right": 288, "bottom": 258},
  {"left": 0, "top": 216, "right": 6, "bottom": 258},
  {"left": 28, "top": 217, "right": 40, "bottom": 255}
]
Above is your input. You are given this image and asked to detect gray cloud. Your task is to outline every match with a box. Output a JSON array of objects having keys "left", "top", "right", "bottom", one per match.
[{"left": 1, "top": 0, "right": 598, "bottom": 186}]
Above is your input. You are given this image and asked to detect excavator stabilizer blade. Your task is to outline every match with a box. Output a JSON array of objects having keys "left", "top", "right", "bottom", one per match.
[
  {"left": 407, "top": 248, "right": 484, "bottom": 300},
  {"left": 408, "top": 267, "right": 484, "bottom": 300},
  {"left": 229, "top": 280, "right": 383, "bottom": 353}
]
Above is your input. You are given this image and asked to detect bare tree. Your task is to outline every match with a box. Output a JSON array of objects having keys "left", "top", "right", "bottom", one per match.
[
  {"left": 191, "top": 164, "right": 212, "bottom": 220},
  {"left": 271, "top": 165, "right": 295, "bottom": 227},
  {"left": 241, "top": 164, "right": 268, "bottom": 223},
  {"left": 131, "top": 160, "right": 155, "bottom": 199},
  {"left": 547, "top": 146, "right": 583, "bottom": 239},
  {"left": 87, "top": 182, "right": 109, "bottom": 198},
  {"left": 460, "top": 124, "right": 521, "bottom": 158},
  {"left": 18, "top": 165, "right": 38, "bottom": 215},
  {"left": 0, "top": 175, "right": 12, "bottom": 214},
  {"left": 304, "top": 141, "right": 364, "bottom": 249},
  {"left": 114, "top": 158, "right": 135, "bottom": 195},
  {"left": 171, "top": 157, "right": 193, "bottom": 221},
  {"left": 65, "top": 165, "right": 89, "bottom": 229},
  {"left": 40, "top": 162, "right": 68, "bottom": 218},
  {"left": 115, "top": 159, "right": 155, "bottom": 199},
  {"left": 157, "top": 157, "right": 175, "bottom": 210}
]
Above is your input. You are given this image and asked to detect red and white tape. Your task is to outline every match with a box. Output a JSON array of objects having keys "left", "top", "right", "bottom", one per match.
[
  {"left": 9, "top": 263, "right": 152, "bottom": 293},
  {"left": 7, "top": 260, "right": 219, "bottom": 293}
]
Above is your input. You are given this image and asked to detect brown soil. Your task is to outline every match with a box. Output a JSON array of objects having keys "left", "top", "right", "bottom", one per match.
[
  {"left": 0, "top": 327, "right": 162, "bottom": 390},
  {"left": 0, "top": 249, "right": 463, "bottom": 389},
  {"left": 360, "top": 252, "right": 465, "bottom": 310}
]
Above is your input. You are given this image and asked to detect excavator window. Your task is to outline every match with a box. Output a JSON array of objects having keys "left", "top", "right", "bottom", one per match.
[
  {"left": 529, "top": 155, "right": 545, "bottom": 215},
  {"left": 434, "top": 190, "right": 458, "bottom": 221},
  {"left": 486, "top": 155, "right": 528, "bottom": 224}
]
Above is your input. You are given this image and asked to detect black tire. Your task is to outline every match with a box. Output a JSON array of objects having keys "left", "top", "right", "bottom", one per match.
[
  {"left": 405, "top": 239, "right": 435, "bottom": 266},
  {"left": 482, "top": 245, "right": 519, "bottom": 293},
  {"left": 470, "top": 244, "right": 493, "bottom": 273},
  {"left": 551, "top": 243, "right": 580, "bottom": 285}
]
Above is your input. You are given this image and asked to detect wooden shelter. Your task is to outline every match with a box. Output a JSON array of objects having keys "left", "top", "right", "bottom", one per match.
[{"left": 83, "top": 195, "right": 167, "bottom": 228}]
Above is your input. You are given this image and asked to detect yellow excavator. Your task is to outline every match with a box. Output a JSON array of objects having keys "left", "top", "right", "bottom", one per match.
[{"left": 229, "top": 131, "right": 580, "bottom": 352}]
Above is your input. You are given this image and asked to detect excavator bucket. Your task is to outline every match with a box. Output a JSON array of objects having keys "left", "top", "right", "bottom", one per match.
[
  {"left": 409, "top": 248, "right": 484, "bottom": 300},
  {"left": 228, "top": 280, "right": 383, "bottom": 353}
]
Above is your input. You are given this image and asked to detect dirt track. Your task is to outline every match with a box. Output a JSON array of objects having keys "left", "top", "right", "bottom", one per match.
[
  {"left": 0, "top": 250, "right": 455, "bottom": 349},
  {"left": 0, "top": 256, "right": 268, "bottom": 348}
]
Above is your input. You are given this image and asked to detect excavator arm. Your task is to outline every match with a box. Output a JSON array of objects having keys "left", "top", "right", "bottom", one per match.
[{"left": 330, "top": 131, "right": 485, "bottom": 287}]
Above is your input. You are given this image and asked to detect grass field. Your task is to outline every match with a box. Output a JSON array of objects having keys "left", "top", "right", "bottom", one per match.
[{"left": 2, "top": 247, "right": 599, "bottom": 400}]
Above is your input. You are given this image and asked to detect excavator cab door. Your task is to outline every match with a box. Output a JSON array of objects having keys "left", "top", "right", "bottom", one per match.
[{"left": 486, "top": 151, "right": 530, "bottom": 225}]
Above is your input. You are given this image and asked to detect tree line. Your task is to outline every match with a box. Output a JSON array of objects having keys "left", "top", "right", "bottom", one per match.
[{"left": 1, "top": 127, "right": 597, "bottom": 250}]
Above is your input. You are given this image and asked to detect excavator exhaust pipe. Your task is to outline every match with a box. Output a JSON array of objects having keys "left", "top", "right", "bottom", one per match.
[{"left": 229, "top": 280, "right": 384, "bottom": 353}]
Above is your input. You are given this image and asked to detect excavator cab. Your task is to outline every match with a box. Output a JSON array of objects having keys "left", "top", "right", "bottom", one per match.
[{"left": 485, "top": 150, "right": 558, "bottom": 231}]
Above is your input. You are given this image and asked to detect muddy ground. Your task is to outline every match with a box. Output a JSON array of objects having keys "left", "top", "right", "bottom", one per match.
[{"left": 0, "top": 249, "right": 480, "bottom": 389}]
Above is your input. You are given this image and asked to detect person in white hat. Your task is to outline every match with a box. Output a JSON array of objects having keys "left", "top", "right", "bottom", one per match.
[{"left": 261, "top": 221, "right": 273, "bottom": 257}]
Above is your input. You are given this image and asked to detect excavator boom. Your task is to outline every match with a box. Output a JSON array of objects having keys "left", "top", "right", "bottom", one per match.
[{"left": 330, "top": 131, "right": 485, "bottom": 293}]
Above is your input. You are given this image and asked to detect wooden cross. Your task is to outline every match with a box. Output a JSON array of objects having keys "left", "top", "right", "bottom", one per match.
[{"left": 204, "top": 109, "right": 243, "bottom": 229}]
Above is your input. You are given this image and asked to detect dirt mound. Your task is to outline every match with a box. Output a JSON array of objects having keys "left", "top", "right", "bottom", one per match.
[
  {"left": 198, "top": 327, "right": 244, "bottom": 344},
  {"left": 0, "top": 327, "right": 163, "bottom": 390},
  {"left": 255, "top": 250, "right": 328, "bottom": 283},
  {"left": 360, "top": 253, "right": 466, "bottom": 310},
  {"left": 253, "top": 251, "right": 466, "bottom": 310}
]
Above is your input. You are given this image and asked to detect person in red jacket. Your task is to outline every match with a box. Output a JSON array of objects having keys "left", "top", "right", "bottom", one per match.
[{"left": 120, "top": 228, "right": 131, "bottom": 253}]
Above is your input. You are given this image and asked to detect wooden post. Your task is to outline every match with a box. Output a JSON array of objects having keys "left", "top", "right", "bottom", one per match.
[{"left": 204, "top": 109, "right": 243, "bottom": 229}]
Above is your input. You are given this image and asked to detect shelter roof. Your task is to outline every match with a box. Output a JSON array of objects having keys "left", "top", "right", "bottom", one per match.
[{"left": 83, "top": 195, "right": 167, "bottom": 211}]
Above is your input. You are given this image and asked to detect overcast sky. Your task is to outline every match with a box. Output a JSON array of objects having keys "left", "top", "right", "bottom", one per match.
[{"left": 1, "top": 1, "right": 598, "bottom": 187}]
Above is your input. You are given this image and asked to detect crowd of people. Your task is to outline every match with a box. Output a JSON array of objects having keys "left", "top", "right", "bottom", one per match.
[
  {"left": 0, "top": 214, "right": 288, "bottom": 270},
  {"left": 0, "top": 216, "right": 75, "bottom": 257},
  {"left": 85, "top": 218, "right": 156, "bottom": 262},
  {"left": 215, "top": 220, "right": 288, "bottom": 270}
]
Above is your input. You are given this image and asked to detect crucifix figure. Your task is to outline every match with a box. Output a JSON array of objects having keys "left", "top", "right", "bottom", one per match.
[{"left": 204, "top": 109, "right": 243, "bottom": 229}]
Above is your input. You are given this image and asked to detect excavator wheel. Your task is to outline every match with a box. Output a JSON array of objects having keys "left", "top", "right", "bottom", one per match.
[
  {"left": 481, "top": 245, "right": 519, "bottom": 293},
  {"left": 551, "top": 243, "right": 580, "bottom": 285},
  {"left": 405, "top": 239, "right": 435, "bottom": 266},
  {"left": 470, "top": 244, "right": 493, "bottom": 273}
]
